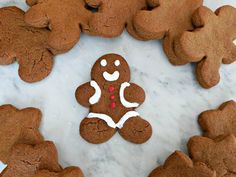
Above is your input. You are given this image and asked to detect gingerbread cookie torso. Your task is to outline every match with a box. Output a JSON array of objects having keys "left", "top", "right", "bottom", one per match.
[{"left": 76, "top": 54, "right": 152, "bottom": 144}]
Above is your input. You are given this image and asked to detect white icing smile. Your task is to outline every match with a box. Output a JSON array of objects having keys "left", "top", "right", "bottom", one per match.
[{"left": 103, "top": 71, "right": 120, "bottom": 81}]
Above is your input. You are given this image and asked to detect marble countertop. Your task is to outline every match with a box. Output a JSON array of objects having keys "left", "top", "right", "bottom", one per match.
[{"left": 1, "top": 0, "right": 236, "bottom": 177}]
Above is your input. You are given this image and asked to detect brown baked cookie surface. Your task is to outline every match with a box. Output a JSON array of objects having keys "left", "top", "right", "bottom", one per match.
[
  {"left": 148, "top": 151, "right": 215, "bottom": 177},
  {"left": 25, "top": 0, "right": 91, "bottom": 53},
  {"left": 76, "top": 54, "right": 152, "bottom": 144},
  {"left": 0, "top": 6, "right": 54, "bottom": 83},
  {"left": 36, "top": 167, "right": 84, "bottom": 177},
  {"left": 0, "top": 104, "right": 43, "bottom": 164},
  {"left": 1, "top": 141, "right": 61, "bottom": 177},
  {"left": 188, "top": 135, "right": 236, "bottom": 177},
  {"left": 175, "top": 6, "right": 236, "bottom": 88},
  {"left": 83, "top": 0, "right": 147, "bottom": 38},
  {"left": 199, "top": 100, "right": 236, "bottom": 139},
  {"left": 133, "top": 0, "right": 203, "bottom": 65}
]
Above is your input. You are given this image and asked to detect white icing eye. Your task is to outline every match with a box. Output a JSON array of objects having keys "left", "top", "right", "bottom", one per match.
[
  {"left": 100, "top": 59, "right": 107, "bottom": 67},
  {"left": 114, "top": 60, "right": 120, "bottom": 66}
]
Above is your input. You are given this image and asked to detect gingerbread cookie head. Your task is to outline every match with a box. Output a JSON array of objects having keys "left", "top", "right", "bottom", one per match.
[
  {"left": 0, "top": 6, "right": 53, "bottom": 83},
  {"left": 133, "top": 0, "right": 203, "bottom": 65},
  {"left": 1, "top": 141, "right": 61, "bottom": 177},
  {"left": 188, "top": 135, "right": 236, "bottom": 177},
  {"left": 83, "top": 0, "right": 147, "bottom": 38},
  {"left": 175, "top": 5, "right": 236, "bottom": 88},
  {"left": 36, "top": 167, "right": 84, "bottom": 177},
  {"left": 199, "top": 100, "right": 236, "bottom": 139},
  {"left": 25, "top": 0, "right": 91, "bottom": 53},
  {"left": 149, "top": 151, "right": 215, "bottom": 177},
  {"left": 91, "top": 54, "right": 131, "bottom": 84},
  {"left": 0, "top": 104, "right": 43, "bottom": 164}
]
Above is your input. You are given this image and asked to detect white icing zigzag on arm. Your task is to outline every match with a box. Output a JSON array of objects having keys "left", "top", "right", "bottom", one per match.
[
  {"left": 120, "top": 82, "right": 139, "bottom": 108},
  {"left": 89, "top": 80, "right": 101, "bottom": 105}
]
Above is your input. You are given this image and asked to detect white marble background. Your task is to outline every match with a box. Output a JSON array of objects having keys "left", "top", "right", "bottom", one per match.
[{"left": 0, "top": 0, "right": 236, "bottom": 177}]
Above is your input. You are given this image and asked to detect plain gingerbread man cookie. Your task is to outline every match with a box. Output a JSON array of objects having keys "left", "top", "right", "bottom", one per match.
[
  {"left": 199, "top": 100, "right": 236, "bottom": 139},
  {"left": 75, "top": 54, "right": 152, "bottom": 144},
  {"left": 0, "top": 6, "right": 54, "bottom": 83},
  {"left": 0, "top": 104, "right": 43, "bottom": 164},
  {"left": 36, "top": 167, "right": 84, "bottom": 177},
  {"left": 83, "top": 0, "right": 149, "bottom": 38},
  {"left": 148, "top": 151, "right": 215, "bottom": 177},
  {"left": 188, "top": 135, "right": 236, "bottom": 177},
  {"left": 133, "top": 0, "right": 203, "bottom": 65},
  {"left": 25, "top": 0, "right": 92, "bottom": 53},
  {"left": 1, "top": 141, "right": 61, "bottom": 177},
  {"left": 175, "top": 6, "right": 236, "bottom": 88}
]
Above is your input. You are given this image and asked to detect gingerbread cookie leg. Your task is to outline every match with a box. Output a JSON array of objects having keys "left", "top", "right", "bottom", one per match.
[
  {"left": 119, "top": 116, "right": 152, "bottom": 144},
  {"left": 18, "top": 49, "right": 53, "bottom": 83},
  {"left": 80, "top": 118, "right": 116, "bottom": 144},
  {"left": 196, "top": 57, "right": 221, "bottom": 88}
]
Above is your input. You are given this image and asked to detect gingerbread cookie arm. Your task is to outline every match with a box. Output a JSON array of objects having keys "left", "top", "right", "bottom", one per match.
[
  {"left": 187, "top": 136, "right": 212, "bottom": 161},
  {"left": 133, "top": 7, "right": 168, "bottom": 40},
  {"left": 164, "top": 151, "right": 193, "bottom": 168},
  {"left": 124, "top": 83, "right": 145, "bottom": 105},
  {"left": 18, "top": 49, "right": 53, "bottom": 83},
  {"left": 35, "top": 141, "right": 62, "bottom": 172},
  {"left": 75, "top": 82, "right": 96, "bottom": 108},
  {"left": 48, "top": 19, "right": 82, "bottom": 53},
  {"left": 24, "top": 4, "right": 49, "bottom": 28},
  {"left": 192, "top": 6, "right": 216, "bottom": 28}
]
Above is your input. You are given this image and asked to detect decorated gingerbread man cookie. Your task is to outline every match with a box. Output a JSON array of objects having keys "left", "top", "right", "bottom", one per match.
[{"left": 75, "top": 54, "right": 152, "bottom": 144}]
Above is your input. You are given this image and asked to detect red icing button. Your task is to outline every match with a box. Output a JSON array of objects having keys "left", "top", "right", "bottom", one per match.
[
  {"left": 110, "top": 95, "right": 115, "bottom": 100},
  {"left": 110, "top": 102, "right": 116, "bottom": 109},
  {"left": 108, "top": 86, "right": 115, "bottom": 93}
]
